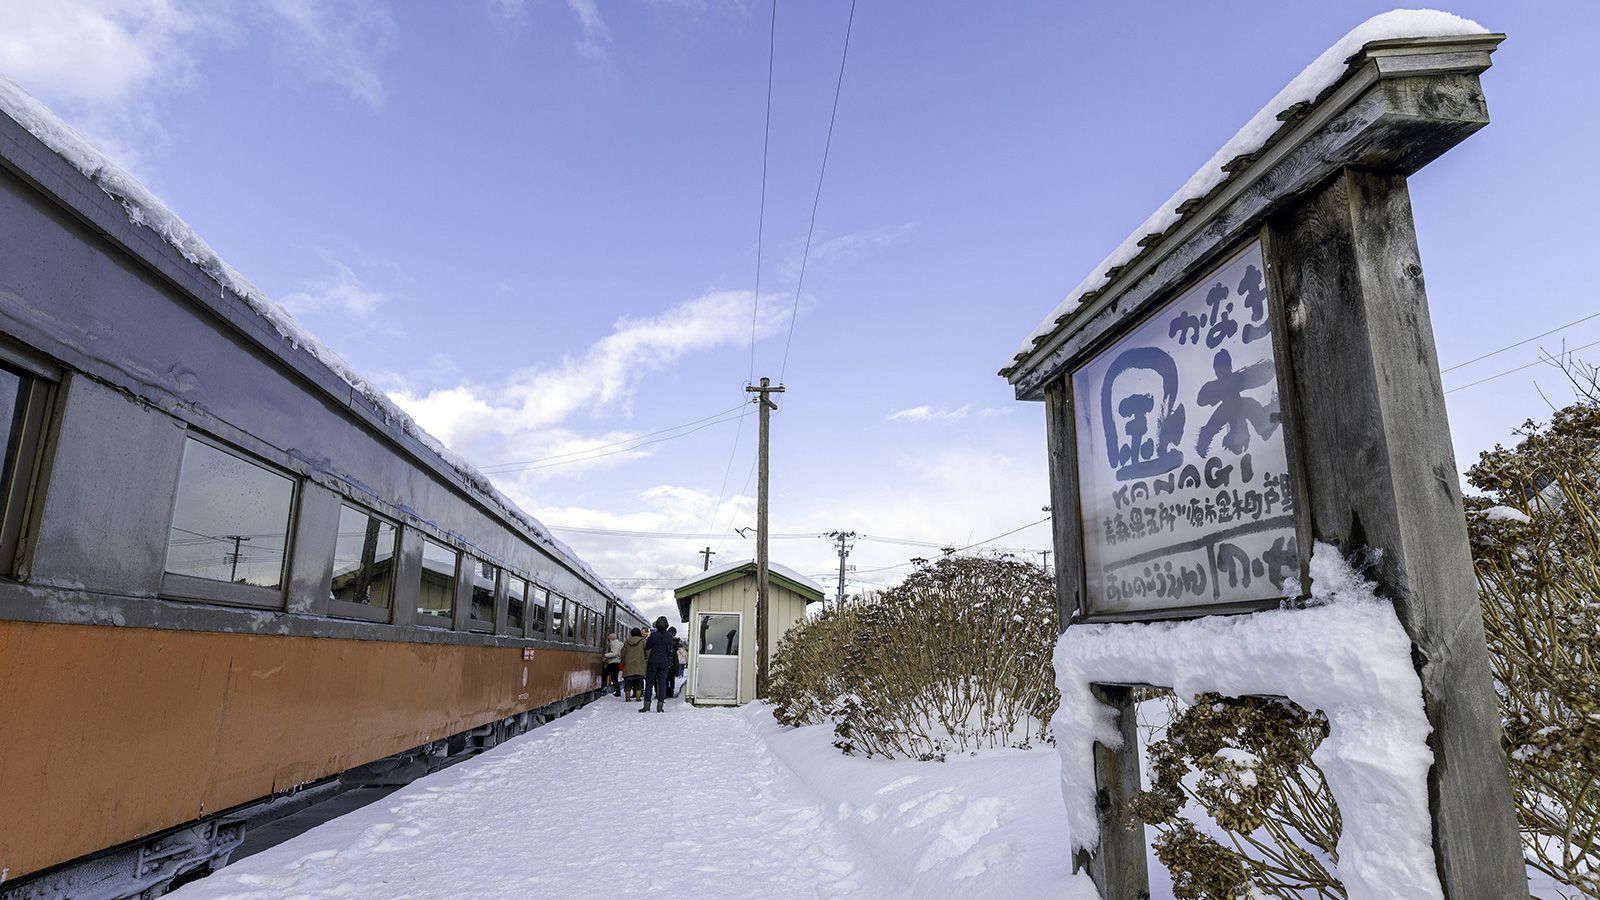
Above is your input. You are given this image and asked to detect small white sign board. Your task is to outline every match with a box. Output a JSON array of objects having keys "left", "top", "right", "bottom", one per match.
[{"left": 1071, "top": 241, "right": 1299, "bottom": 618}]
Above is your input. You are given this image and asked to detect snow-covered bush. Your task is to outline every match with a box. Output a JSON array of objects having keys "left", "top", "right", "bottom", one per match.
[
  {"left": 770, "top": 606, "right": 855, "bottom": 728},
  {"left": 1466, "top": 401, "right": 1600, "bottom": 897},
  {"left": 770, "top": 553, "right": 1058, "bottom": 760},
  {"left": 1132, "top": 692, "right": 1343, "bottom": 899}
]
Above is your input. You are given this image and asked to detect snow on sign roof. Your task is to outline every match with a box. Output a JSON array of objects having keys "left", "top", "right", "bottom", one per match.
[
  {"left": 1008, "top": 8, "right": 1489, "bottom": 365},
  {"left": 674, "top": 558, "right": 826, "bottom": 599},
  {"left": 0, "top": 74, "right": 632, "bottom": 614}
]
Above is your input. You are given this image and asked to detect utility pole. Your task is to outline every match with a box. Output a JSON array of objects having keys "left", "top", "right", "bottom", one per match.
[
  {"left": 1038, "top": 549, "right": 1051, "bottom": 573},
  {"left": 826, "top": 530, "right": 856, "bottom": 611},
  {"left": 222, "top": 535, "right": 251, "bottom": 583},
  {"left": 745, "top": 377, "right": 784, "bottom": 698},
  {"left": 699, "top": 547, "right": 716, "bottom": 571}
]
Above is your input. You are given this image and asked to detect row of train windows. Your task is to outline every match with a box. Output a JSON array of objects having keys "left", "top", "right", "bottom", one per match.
[{"left": 162, "top": 433, "right": 611, "bottom": 645}]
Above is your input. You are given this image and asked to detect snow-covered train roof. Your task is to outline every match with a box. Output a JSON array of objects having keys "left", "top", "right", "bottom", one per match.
[
  {"left": 0, "top": 75, "right": 640, "bottom": 620},
  {"left": 1001, "top": 9, "right": 1492, "bottom": 383}
]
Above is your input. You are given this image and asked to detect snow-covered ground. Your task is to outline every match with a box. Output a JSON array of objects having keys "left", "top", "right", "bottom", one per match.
[{"left": 171, "top": 692, "right": 1096, "bottom": 899}]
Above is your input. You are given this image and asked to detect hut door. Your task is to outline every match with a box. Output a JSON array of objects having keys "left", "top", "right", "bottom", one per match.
[{"left": 693, "top": 612, "right": 741, "bottom": 703}]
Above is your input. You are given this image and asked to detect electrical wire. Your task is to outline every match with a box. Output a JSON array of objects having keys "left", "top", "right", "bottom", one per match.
[
  {"left": 479, "top": 409, "right": 751, "bottom": 474},
  {"left": 777, "top": 0, "right": 857, "bottom": 384},
  {"left": 1442, "top": 310, "right": 1600, "bottom": 374},
  {"left": 478, "top": 403, "right": 747, "bottom": 472},
  {"left": 749, "top": 0, "right": 778, "bottom": 383},
  {"left": 1445, "top": 336, "right": 1600, "bottom": 395}
]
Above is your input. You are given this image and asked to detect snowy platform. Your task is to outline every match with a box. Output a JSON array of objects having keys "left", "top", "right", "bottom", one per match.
[{"left": 170, "top": 695, "right": 1096, "bottom": 899}]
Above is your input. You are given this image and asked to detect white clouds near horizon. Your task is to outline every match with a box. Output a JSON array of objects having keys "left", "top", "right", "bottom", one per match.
[{"left": 389, "top": 288, "right": 794, "bottom": 469}]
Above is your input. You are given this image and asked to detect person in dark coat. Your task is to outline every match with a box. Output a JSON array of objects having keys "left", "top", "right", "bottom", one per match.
[
  {"left": 664, "top": 626, "right": 680, "bottom": 698},
  {"left": 641, "top": 616, "right": 675, "bottom": 713},
  {"left": 621, "top": 628, "right": 647, "bottom": 701}
]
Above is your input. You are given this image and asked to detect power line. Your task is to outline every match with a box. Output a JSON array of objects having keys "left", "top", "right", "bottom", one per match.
[
  {"left": 778, "top": 0, "right": 858, "bottom": 383},
  {"left": 1445, "top": 337, "right": 1600, "bottom": 395},
  {"left": 847, "top": 516, "right": 1054, "bottom": 575},
  {"left": 749, "top": 0, "right": 778, "bottom": 383},
  {"left": 1442, "top": 310, "right": 1600, "bottom": 374},
  {"left": 478, "top": 403, "right": 746, "bottom": 472},
  {"left": 550, "top": 525, "right": 820, "bottom": 540},
  {"left": 479, "top": 409, "right": 751, "bottom": 474}
]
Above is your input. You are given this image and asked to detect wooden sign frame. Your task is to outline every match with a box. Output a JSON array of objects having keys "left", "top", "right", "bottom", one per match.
[{"left": 1005, "top": 32, "right": 1526, "bottom": 899}]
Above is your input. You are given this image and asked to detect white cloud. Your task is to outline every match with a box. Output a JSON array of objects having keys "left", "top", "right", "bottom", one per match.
[
  {"left": 389, "top": 288, "right": 793, "bottom": 466},
  {"left": 783, "top": 222, "right": 918, "bottom": 279},
  {"left": 0, "top": 0, "right": 201, "bottom": 106},
  {"left": 566, "top": 0, "right": 610, "bottom": 61},
  {"left": 887, "top": 404, "right": 971, "bottom": 423},
  {"left": 281, "top": 259, "right": 390, "bottom": 318},
  {"left": 265, "top": 0, "right": 395, "bottom": 108}
]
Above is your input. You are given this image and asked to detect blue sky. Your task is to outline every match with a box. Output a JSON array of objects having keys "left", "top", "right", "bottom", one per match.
[{"left": 3, "top": 1, "right": 1596, "bottom": 621}]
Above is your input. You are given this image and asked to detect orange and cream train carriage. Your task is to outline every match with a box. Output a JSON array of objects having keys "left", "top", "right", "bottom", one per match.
[{"left": 0, "top": 92, "right": 644, "bottom": 897}]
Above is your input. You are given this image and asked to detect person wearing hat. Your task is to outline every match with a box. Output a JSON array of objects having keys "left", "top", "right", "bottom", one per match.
[
  {"left": 641, "top": 616, "right": 675, "bottom": 713},
  {"left": 602, "top": 631, "right": 623, "bottom": 697},
  {"left": 621, "top": 627, "right": 647, "bottom": 701}
]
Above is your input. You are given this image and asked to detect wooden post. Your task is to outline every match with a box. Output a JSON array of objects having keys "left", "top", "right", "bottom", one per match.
[
  {"left": 1074, "top": 685, "right": 1150, "bottom": 900},
  {"left": 1270, "top": 166, "right": 1525, "bottom": 896}
]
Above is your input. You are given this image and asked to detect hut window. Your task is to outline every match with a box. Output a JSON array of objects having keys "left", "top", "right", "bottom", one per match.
[
  {"left": 330, "top": 504, "right": 396, "bottom": 608},
  {"left": 418, "top": 538, "right": 458, "bottom": 625},
  {"left": 698, "top": 613, "right": 740, "bottom": 656},
  {"left": 469, "top": 558, "right": 497, "bottom": 628},
  {"left": 164, "top": 436, "right": 293, "bottom": 593},
  {"left": 506, "top": 576, "right": 528, "bottom": 633}
]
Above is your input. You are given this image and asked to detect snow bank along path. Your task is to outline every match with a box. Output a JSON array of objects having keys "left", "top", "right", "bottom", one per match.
[{"left": 171, "top": 698, "right": 875, "bottom": 899}]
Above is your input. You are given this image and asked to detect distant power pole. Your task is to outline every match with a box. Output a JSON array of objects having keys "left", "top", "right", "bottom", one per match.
[
  {"left": 826, "top": 530, "right": 856, "bottom": 610},
  {"left": 745, "top": 377, "right": 784, "bottom": 699},
  {"left": 223, "top": 535, "right": 251, "bottom": 583},
  {"left": 1038, "top": 549, "right": 1051, "bottom": 573},
  {"left": 699, "top": 547, "right": 716, "bottom": 571}
]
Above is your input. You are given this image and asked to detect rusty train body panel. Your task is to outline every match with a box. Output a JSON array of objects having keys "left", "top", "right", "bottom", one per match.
[{"left": 0, "top": 99, "right": 640, "bottom": 891}]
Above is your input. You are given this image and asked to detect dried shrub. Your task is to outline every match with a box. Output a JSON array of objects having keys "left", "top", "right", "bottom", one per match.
[
  {"left": 1467, "top": 401, "right": 1600, "bottom": 898},
  {"left": 769, "top": 553, "right": 1059, "bottom": 760},
  {"left": 1133, "top": 693, "right": 1343, "bottom": 899}
]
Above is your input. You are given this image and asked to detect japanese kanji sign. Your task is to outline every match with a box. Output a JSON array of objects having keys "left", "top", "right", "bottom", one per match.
[{"left": 1071, "top": 241, "right": 1299, "bottom": 617}]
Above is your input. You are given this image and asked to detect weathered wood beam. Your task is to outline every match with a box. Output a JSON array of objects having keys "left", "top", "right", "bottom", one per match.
[{"left": 1271, "top": 167, "right": 1526, "bottom": 897}]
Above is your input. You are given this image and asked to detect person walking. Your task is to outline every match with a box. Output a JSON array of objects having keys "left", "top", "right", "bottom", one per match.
[
  {"left": 621, "top": 627, "right": 647, "bottom": 702},
  {"left": 641, "top": 616, "right": 675, "bottom": 713},
  {"left": 603, "top": 632, "right": 623, "bottom": 697}
]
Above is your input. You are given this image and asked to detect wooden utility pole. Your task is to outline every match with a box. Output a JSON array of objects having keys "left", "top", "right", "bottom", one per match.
[
  {"left": 699, "top": 547, "right": 716, "bottom": 571},
  {"left": 745, "top": 377, "right": 784, "bottom": 698},
  {"left": 826, "top": 530, "right": 855, "bottom": 611}
]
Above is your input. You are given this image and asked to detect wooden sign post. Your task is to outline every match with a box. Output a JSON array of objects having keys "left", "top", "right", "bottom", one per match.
[{"left": 1003, "top": 32, "right": 1525, "bottom": 899}]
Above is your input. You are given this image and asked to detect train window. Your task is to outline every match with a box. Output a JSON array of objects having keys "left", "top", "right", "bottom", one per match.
[
  {"left": 529, "top": 586, "right": 549, "bottom": 637},
  {"left": 418, "top": 538, "right": 458, "bottom": 625},
  {"left": 0, "top": 359, "right": 53, "bottom": 576},
  {"left": 550, "top": 594, "right": 567, "bottom": 642},
  {"left": 506, "top": 576, "right": 527, "bottom": 633},
  {"left": 163, "top": 436, "right": 293, "bottom": 600},
  {"left": 330, "top": 504, "right": 397, "bottom": 610},
  {"left": 566, "top": 601, "right": 577, "bottom": 641},
  {"left": 469, "top": 558, "right": 497, "bottom": 630}
]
